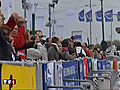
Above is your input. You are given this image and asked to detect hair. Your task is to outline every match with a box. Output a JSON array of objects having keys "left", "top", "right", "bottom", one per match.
[
  {"left": 71, "top": 36, "right": 75, "bottom": 40},
  {"left": 29, "top": 31, "right": 33, "bottom": 35},
  {"left": 76, "top": 42, "right": 82, "bottom": 47},
  {"left": 52, "top": 36, "right": 59, "bottom": 44},
  {"left": 26, "top": 32, "right": 30, "bottom": 40},
  {"left": 0, "top": 25, "right": 11, "bottom": 34},
  {"left": 46, "top": 37, "right": 50, "bottom": 43},
  {"left": 61, "top": 39, "right": 70, "bottom": 47},
  {"left": 35, "top": 30, "right": 42, "bottom": 34}
]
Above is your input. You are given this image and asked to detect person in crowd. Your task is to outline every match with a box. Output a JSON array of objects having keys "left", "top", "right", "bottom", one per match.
[
  {"left": 48, "top": 36, "right": 60, "bottom": 61},
  {"left": 91, "top": 48, "right": 101, "bottom": 59},
  {"left": 69, "top": 48, "right": 77, "bottom": 58},
  {"left": 0, "top": 25, "right": 13, "bottom": 60},
  {"left": 75, "top": 42, "right": 87, "bottom": 58},
  {"left": 99, "top": 51, "right": 106, "bottom": 60},
  {"left": 71, "top": 36, "right": 77, "bottom": 47},
  {"left": 27, "top": 34, "right": 48, "bottom": 61},
  {"left": 0, "top": 10, "right": 15, "bottom": 60},
  {"left": 45, "top": 37, "right": 52, "bottom": 50},
  {"left": 5, "top": 13, "right": 26, "bottom": 50},
  {"left": 61, "top": 39, "right": 75, "bottom": 60},
  {"left": 58, "top": 43, "right": 63, "bottom": 60},
  {"left": 35, "top": 30, "right": 46, "bottom": 45},
  {"left": 81, "top": 42, "right": 91, "bottom": 57}
]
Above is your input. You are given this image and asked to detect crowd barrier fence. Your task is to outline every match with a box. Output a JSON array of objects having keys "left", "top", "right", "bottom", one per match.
[{"left": 0, "top": 56, "right": 119, "bottom": 90}]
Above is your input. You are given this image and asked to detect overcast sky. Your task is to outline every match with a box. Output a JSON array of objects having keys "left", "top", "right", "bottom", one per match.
[{"left": 2, "top": 0, "right": 120, "bottom": 44}]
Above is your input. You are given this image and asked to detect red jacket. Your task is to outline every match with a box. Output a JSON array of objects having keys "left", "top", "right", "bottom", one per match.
[
  {"left": 5, "top": 17, "right": 26, "bottom": 49},
  {"left": 12, "top": 26, "right": 26, "bottom": 49}
]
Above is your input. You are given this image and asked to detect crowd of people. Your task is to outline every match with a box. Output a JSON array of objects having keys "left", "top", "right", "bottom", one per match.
[{"left": 0, "top": 10, "right": 106, "bottom": 61}]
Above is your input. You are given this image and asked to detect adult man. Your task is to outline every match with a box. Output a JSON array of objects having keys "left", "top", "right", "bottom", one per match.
[{"left": 35, "top": 30, "right": 45, "bottom": 45}]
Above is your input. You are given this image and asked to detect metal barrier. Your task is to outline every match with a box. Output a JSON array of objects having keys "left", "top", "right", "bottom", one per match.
[{"left": 0, "top": 57, "right": 119, "bottom": 90}]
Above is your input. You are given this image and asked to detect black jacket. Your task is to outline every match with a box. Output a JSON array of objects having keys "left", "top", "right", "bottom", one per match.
[{"left": 0, "top": 30, "right": 12, "bottom": 60}]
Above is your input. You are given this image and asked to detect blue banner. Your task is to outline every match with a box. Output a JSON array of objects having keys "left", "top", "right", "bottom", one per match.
[
  {"left": 43, "top": 64, "right": 47, "bottom": 90},
  {"left": 95, "top": 10, "right": 102, "bottom": 22},
  {"left": 74, "top": 35, "right": 82, "bottom": 41},
  {"left": 79, "top": 60, "right": 84, "bottom": 80},
  {"left": 78, "top": 10, "right": 85, "bottom": 21},
  {"left": 105, "top": 10, "right": 113, "bottom": 22},
  {"left": 97, "top": 60, "right": 103, "bottom": 70},
  {"left": 85, "top": 10, "right": 92, "bottom": 22},
  {"left": 62, "top": 60, "right": 79, "bottom": 90},
  {"left": 117, "top": 11, "right": 120, "bottom": 21},
  {"left": 87, "top": 59, "right": 92, "bottom": 75},
  {"left": 105, "top": 61, "right": 111, "bottom": 69}
]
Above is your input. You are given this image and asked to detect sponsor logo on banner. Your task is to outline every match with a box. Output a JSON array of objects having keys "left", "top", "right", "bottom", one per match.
[
  {"left": 62, "top": 60, "right": 79, "bottom": 89},
  {"left": 3, "top": 79, "right": 16, "bottom": 85}
]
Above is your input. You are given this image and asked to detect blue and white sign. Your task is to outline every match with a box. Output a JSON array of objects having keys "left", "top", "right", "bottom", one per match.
[
  {"left": 43, "top": 63, "right": 47, "bottom": 90},
  {"left": 62, "top": 60, "right": 79, "bottom": 90},
  {"left": 47, "top": 62, "right": 54, "bottom": 87}
]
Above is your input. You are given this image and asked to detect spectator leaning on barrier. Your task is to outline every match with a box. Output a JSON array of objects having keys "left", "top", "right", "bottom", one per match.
[
  {"left": 61, "top": 39, "right": 75, "bottom": 60},
  {"left": 48, "top": 36, "right": 60, "bottom": 61},
  {"left": 75, "top": 42, "right": 87, "bottom": 58},
  {"left": 27, "top": 34, "right": 48, "bottom": 61}
]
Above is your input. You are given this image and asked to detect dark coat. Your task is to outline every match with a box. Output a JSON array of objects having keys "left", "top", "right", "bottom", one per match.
[
  {"left": 0, "top": 30, "right": 12, "bottom": 60},
  {"left": 48, "top": 45, "right": 59, "bottom": 61}
]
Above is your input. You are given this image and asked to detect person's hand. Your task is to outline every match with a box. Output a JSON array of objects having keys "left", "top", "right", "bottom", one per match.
[
  {"left": 11, "top": 13, "right": 19, "bottom": 22},
  {"left": 16, "top": 16, "right": 26, "bottom": 25},
  {"left": 9, "top": 34, "right": 14, "bottom": 46}
]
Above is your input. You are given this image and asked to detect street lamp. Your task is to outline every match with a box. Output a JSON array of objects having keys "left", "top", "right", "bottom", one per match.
[
  {"left": 46, "top": 0, "right": 58, "bottom": 38},
  {"left": 100, "top": 0, "right": 105, "bottom": 41},
  {"left": 84, "top": 3, "right": 96, "bottom": 44}
]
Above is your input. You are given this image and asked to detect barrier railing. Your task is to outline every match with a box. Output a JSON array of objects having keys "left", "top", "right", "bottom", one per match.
[{"left": 0, "top": 57, "right": 119, "bottom": 90}]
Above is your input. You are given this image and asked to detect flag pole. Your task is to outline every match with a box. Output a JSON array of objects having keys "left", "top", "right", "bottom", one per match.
[
  {"left": 100, "top": 0, "right": 105, "bottom": 41},
  {"left": 90, "top": 0, "right": 92, "bottom": 44}
]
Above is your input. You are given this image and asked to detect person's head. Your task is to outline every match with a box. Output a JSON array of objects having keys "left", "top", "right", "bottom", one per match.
[
  {"left": 11, "top": 25, "right": 18, "bottom": 36},
  {"left": 52, "top": 36, "right": 60, "bottom": 45},
  {"left": 71, "top": 36, "right": 75, "bottom": 41},
  {"left": 0, "top": 25, "right": 11, "bottom": 37},
  {"left": 26, "top": 31, "right": 30, "bottom": 41},
  {"left": 61, "top": 39, "right": 70, "bottom": 47},
  {"left": 76, "top": 42, "right": 82, "bottom": 47},
  {"left": 67, "top": 38, "right": 74, "bottom": 48},
  {"left": 58, "top": 43, "right": 62, "bottom": 54},
  {"left": 35, "top": 30, "right": 43, "bottom": 41},
  {"left": 46, "top": 37, "right": 52, "bottom": 45}
]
